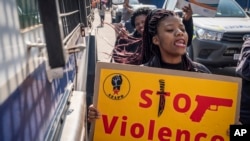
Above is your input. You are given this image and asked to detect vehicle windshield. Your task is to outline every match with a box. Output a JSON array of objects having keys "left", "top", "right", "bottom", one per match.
[
  {"left": 129, "top": 0, "right": 139, "bottom": 5},
  {"left": 193, "top": 0, "right": 246, "bottom": 17}
]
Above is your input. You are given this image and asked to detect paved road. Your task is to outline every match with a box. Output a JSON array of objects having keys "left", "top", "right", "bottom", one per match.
[{"left": 92, "top": 9, "right": 116, "bottom": 63}]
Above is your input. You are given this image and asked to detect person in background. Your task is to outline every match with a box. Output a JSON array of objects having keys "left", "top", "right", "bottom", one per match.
[
  {"left": 121, "top": 0, "right": 134, "bottom": 24},
  {"left": 111, "top": 7, "right": 151, "bottom": 64},
  {"left": 130, "top": 7, "right": 150, "bottom": 38},
  {"left": 106, "top": 0, "right": 111, "bottom": 10},
  {"left": 236, "top": 37, "right": 250, "bottom": 125},
  {"left": 98, "top": 0, "right": 106, "bottom": 27},
  {"left": 113, "top": 0, "right": 134, "bottom": 32}
]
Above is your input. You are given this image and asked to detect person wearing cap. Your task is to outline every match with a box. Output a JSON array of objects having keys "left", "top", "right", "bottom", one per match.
[{"left": 236, "top": 37, "right": 250, "bottom": 124}]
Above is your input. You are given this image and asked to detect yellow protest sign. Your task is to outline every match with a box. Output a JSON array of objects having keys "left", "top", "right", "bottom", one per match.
[{"left": 89, "top": 62, "right": 241, "bottom": 141}]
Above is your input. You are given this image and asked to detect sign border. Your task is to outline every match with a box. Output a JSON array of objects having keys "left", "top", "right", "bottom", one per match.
[{"left": 89, "top": 62, "right": 242, "bottom": 141}]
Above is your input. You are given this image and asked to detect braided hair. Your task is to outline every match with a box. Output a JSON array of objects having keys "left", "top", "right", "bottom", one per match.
[{"left": 142, "top": 9, "right": 176, "bottom": 64}]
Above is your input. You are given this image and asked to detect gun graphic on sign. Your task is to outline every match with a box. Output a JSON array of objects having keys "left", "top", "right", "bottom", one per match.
[{"left": 190, "top": 95, "right": 233, "bottom": 122}]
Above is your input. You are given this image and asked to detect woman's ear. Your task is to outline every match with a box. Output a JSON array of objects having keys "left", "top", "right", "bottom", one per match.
[{"left": 152, "top": 35, "right": 159, "bottom": 45}]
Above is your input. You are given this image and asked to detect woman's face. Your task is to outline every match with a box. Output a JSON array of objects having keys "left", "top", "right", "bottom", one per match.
[
  {"left": 152, "top": 16, "right": 188, "bottom": 61},
  {"left": 134, "top": 14, "right": 147, "bottom": 35}
]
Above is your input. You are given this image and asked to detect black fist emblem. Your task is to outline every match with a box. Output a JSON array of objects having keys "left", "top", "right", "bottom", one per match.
[{"left": 111, "top": 75, "right": 123, "bottom": 94}]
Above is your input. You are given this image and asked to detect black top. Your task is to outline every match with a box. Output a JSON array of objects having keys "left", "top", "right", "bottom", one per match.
[
  {"left": 144, "top": 55, "right": 211, "bottom": 73},
  {"left": 160, "top": 59, "right": 184, "bottom": 70}
]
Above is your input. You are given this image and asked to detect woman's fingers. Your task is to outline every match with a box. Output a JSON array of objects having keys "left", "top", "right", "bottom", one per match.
[
  {"left": 111, "top": 23, "right": 129, "bottom": 38},
  {"left": 182, "top": 4, "right": 193, "bottom": 20},
  {"left": 182, "top": 4, "right": 192, "bottom": 13},
  {"left": 119, "top": 28, "right": 128, "bottom": 36},
  {"left": 113, "top": 23, "right": 123, "bottom": 29},
  {"left": 88, "top": 105, "right": 100, "bottom": 122}
]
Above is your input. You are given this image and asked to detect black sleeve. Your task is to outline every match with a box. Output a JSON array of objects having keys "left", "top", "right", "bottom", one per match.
[
  {"left": 192, "top": 61, "right": 212, "bottom": 73},
  {"left": 239, "top": 78, "right": 250, "bottom": 124},
  {"left": 236, "top": 38, "right": 250, "bottom": 81},
  {"left": 182, "top": 17, "right": 193, "bottom": 47}
]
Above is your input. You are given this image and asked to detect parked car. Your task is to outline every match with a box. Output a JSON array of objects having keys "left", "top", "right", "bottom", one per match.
[
  {"left": 111, "top": 0, "right": 156, "bottom": 23},
  {"left": 163, "top": 0, "right": 250, "bottom": 68}
]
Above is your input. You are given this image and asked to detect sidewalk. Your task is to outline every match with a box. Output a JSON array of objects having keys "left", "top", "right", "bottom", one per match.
[{"left": 91, "top": 9, "right": 116, "bottom": 62}]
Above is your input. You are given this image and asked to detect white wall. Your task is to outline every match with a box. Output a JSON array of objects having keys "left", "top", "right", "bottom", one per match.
[{"left": 0, "top": 0, "right": 45, "bottom": 104}]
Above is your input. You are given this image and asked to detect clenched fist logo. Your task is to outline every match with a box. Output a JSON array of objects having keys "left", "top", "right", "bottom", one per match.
[{"left": 111, "top": 75, "right": 123, "bottom": 94}]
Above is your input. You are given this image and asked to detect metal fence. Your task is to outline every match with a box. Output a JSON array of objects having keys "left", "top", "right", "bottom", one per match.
[
  {"left": 58, "top": 0, "right": 81, "bottom": 37},
  {"left": 17, "top": 0, "right": 41, "bottom": 29},
  {"left": 58, "top": 0, "right": 93, "bottom": 37}
]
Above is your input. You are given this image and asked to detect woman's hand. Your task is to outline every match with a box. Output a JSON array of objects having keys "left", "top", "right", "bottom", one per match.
[
  {"left": 113, "top": 23, "right": 129, "bottom": 38},
  {"left": 88, "top": 104, "right": 100, "bottom": 122},
  {"left": 182, "top": 4, "right": 193, "bottom": 21},
  {"left": 118, "top": 28, "right": 129, "bottom": 38}
]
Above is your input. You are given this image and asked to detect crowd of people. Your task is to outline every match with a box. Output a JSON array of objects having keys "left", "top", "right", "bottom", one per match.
[{"left": 89, "top": 0, "right": 250, "bottom": 132}]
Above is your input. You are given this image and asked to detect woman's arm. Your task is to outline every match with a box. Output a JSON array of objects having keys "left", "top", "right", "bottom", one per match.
[
  {"left": 182, "top": 4, "right": 193, "bottom": 47},
  {"left": 124, "top": 3, "right": 133, "bottom": 14}
]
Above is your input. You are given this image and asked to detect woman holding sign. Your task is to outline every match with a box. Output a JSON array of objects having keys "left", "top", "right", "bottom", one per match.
[{"left": 88, "top": 8, "right": 210, "bottom": 122}]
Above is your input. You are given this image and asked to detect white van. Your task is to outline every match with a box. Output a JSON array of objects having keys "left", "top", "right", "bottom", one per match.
[{"left": 163, "top": 0, "right": 250, "bottom": 68}]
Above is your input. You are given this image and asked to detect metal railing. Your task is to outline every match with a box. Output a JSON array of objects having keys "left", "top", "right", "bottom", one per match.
[
  {"left": 58, "top": 0, "right": 82, "bottom": 37},
  {"left": 17, "top": 0, "right": 41, "bottom": 29}
]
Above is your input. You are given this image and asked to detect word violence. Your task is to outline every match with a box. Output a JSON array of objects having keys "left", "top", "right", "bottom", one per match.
[{"left": 101, "top": 115, "right": 225, "bottom": 141}]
